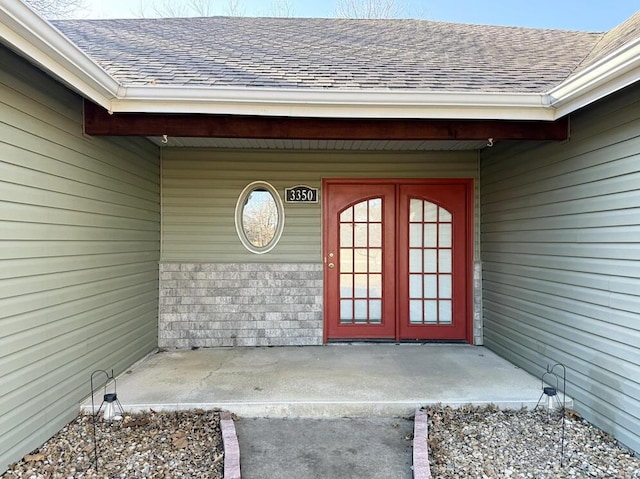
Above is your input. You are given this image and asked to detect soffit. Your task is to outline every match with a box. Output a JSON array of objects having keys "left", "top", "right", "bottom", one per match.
[{"left": 147, "top": 137, "right": 489, "bottom": 150}]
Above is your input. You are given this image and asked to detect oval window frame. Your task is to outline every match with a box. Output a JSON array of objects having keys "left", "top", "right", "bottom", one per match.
[{"left": 234, "top": 181, "right": 285, "bottom": 254}]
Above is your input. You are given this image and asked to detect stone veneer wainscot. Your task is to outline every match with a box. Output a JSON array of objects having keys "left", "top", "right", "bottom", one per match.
[{"left": 159, "top": 263, "right": 323, "bottom": 347}]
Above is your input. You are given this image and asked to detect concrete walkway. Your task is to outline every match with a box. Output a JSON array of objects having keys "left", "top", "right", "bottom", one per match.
[
  {"left": 90, "top": 343, "right": 550, "bottom": 417},
  {"left": 235, "top": 417, "right": 414, "bottom": 479}
]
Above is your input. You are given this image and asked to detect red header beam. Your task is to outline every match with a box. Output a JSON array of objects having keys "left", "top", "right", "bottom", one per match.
[{"left": 84, "top": 101, "right": 568, "bottom": 141}]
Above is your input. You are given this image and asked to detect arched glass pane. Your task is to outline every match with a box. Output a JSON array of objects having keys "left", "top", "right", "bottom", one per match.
[{"left": 340, "top": 206, "right": 353, "bottom": 222}]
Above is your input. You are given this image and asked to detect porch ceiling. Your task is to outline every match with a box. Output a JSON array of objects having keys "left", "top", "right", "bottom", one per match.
[{"left": 147, "top": 136, "right": 490, "bottom": 150}]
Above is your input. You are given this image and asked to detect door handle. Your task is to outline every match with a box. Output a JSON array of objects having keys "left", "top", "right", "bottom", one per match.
[{"left": 328, "top": 262, "right": 335, "bottom": 269}]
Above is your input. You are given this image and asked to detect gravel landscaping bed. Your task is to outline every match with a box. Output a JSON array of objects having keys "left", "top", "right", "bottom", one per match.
[
  {"left": 427, "top": 405, "right": 640, "bottom": 478},
  {"left": 2, "top": 410, "right": 223, "bottom": 479}
]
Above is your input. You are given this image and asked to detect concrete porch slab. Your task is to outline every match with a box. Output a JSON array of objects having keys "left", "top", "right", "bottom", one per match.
[{"left": 84, "top": 344, "right": 565, "bottom": 417}]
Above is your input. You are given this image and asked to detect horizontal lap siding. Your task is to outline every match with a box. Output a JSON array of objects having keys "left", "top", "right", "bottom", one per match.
[
  {"left": 0, "top": 47, "right": 160, "bottom": 472},
  {"left": 480, "top": 83, "right": 640, "bottom": 453},
  {"left": 161, "top": 149, "right": 478, "bottom": 262}
]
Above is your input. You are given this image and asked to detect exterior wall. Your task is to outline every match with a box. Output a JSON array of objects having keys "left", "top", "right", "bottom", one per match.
[
  {"left": 159, "top": 263, "right": 323, "bottom": 347},
  {"left": 161, "top": 149, "right": 479, "bottom": 346},
  {"left": 0, "top": 46, "right": 161, "bottom": 472},
  {"left": 480, "top": 83, "right": 640, "bottom": 453}
]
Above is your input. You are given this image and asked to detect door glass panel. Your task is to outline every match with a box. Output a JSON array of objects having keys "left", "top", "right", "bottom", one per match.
[
  {"left": 369, "top": 224, "right": 382, "bottom": 247},
  {"left": 410, "top": 224, "right": 422, "bottom": 247},
  {"left": 410, "top": 199, "right": 423, "bottom": 222},
  {"left": 439, "top": 301, "right": 452, "bottom": 324},
  {"left": 369, "top": 249, "right": 382, "bottom": 273},
  {"left": 424, "top": 275, "right": 437, "bottom": 298},
  {"left": 439, "top": 250, "right": 452, "bottom": 273},
  {"left": 340, "top": 300, "right": 353, "bottom": 320},
  {"left": 340, "top": 250, "right": 353, "bottom": 273},
  {"left": 440, "top": 275, "right": 452, "bottom": 299},
  {"left": 409, "top": 300, "right": 423, "bottom": 323},
  {"left": 339, "top": 198, "right": 385, "bottom": 325},
  {"left": 370, "top": 300, "right": 382, "bottom": 321},
  {"left": 424, "top": 301, "right": 438, "bottom": 323},
  {"left": 407, "top": 198, "right": 454, "bottom": 325},
  {"left": 354, "top": 202, "right": 368, "bottom": 222},
  {"left": 354, "top": 274, "right": 368, "bottom": 298},
  {"left": 424, "top": 224, "right": 437, "bottom": 248},
  {"left": 369, "top": 199, "right": 382, "bottom": 222},
  {"left": 439, "top": 224, "right": 452, "bottom": 248},
  {"left": 409, "top": 250, "right": 422, "bottom": 273},
  {"left": 354, "top": 223, "right": 368, "bottom": 247},
  {"left": 439, "top": 209, "right": 451, "bottom": 222},
  {"left": 354, "top": 249, "right": 368, "bottom": 272},
  {"left": 340, "top": 274, "right": 353, "bottom": 297},
  {"left": 410, "top": 275, "right": 422, "bottom": 298},
  {"left": 354, "top": 300, "right": 368, "bottom": 322},
  {"left": 370, "top": 274, "right": 382, "bottom": 298},
  {"left": 424, "top": 203, "right": 438, "bottom": 222},
  {"left": 424, "top": 250, "right": 437, "bottom": 273},
  {"left": 340, "top": 224, "right": 353, "bottom": 247}
]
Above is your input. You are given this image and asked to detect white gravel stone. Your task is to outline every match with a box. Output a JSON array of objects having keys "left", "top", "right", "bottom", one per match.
[
  {"left": 428, "top": 405, "right": 640, "bottom": 479},
  {"left": 1, "top": 410, "right": 223, "bottom": 479}
]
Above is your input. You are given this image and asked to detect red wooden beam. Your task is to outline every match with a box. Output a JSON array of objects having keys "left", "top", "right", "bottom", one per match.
[{"left": 84, "top": 101, "right": 568, "bottom": 141}]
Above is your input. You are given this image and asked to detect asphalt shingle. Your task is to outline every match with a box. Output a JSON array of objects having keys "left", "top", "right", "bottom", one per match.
[
  {"left": 52, "top": 16, "right": 614, "bottom": 93},
  {"left": 571, "top": 11, "right": 640, "bottom": 77}
]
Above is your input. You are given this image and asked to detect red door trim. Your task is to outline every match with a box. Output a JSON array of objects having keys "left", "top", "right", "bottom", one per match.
[{"left": 322, "top": 178, "right": 474, "bottom": 343}]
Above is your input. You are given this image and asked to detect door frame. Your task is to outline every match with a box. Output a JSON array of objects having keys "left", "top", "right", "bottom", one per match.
[{"left": 322, "top": 178, "right": 474, "bottom": 343}]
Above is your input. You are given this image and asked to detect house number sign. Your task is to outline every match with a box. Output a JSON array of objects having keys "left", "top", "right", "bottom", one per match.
[{"left": 285, "top": 185, "right": 319, "bottom": 203}]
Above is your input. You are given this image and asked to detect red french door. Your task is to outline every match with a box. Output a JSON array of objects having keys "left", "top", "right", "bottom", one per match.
[
  {"left": 323, "top": 179, "right": 472, "bottom": 342},
  {"left": 324, "top": 183, "right": 397, "bottom": 339}
]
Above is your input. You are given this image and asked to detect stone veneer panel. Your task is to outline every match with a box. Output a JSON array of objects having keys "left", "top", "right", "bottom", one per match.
[
  {"left": 473, "top": 261, "right": 483, "bottom": 346},
  {"left": 159, "top": 263, "right": 323, "bottom": 347}
]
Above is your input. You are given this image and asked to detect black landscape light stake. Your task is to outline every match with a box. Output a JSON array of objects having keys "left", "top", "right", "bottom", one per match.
[
  {"left": 535, "top": 363, "right": 567, "bottom": 467},
  {"left": 90, "top": 369, "right": 125, "bottom": 473}
]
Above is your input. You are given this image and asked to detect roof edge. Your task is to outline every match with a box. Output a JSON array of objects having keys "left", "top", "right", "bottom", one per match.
[
  {"left": 2, "top": 4, "right": 640, "bottom": 121},
  {"left": 112, "top": 86, "right": 555, "bottom": 120},
  {"left": 549, "top": 37, "right": 640, "bottom": 117},
  {"left": 0, "top": 2, "right": 555, "bottom": 121},
  {"left": 0, "top": 1, "right": 119, "bottom": 109}
]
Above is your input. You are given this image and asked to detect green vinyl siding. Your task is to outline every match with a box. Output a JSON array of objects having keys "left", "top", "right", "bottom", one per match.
[
  {"left": 161, "top": 149, "right": 478, "bottom": 262},
  {"left": 481, "top": 83, "right": 640, "bottom": 454},
  {"left": 0, "top": 46, "right": 160, "bottom": 472}
]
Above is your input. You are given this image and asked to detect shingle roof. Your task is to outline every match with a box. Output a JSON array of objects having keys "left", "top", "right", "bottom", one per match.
[
  {"left": 571, "top": 11, "right": 640, "bottom": 76},
  {"left": 52, "top": 17, "right": 604, "bottom": 93}
]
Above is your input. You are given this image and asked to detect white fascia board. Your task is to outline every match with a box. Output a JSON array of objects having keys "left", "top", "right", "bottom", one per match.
[
  {"left": 112, "top": 86, "right": 556, "bottom": 120},
  {"left": 549, "top": 38, "right": 640, "bottom": 118},
  {"left": 0, "top": 1, "right": 119, "bottom": 109}
]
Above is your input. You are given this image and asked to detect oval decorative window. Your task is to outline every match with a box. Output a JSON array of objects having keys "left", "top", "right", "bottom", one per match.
[{"left": 235, "top": 181, "right": 285, "bottom": 254}]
